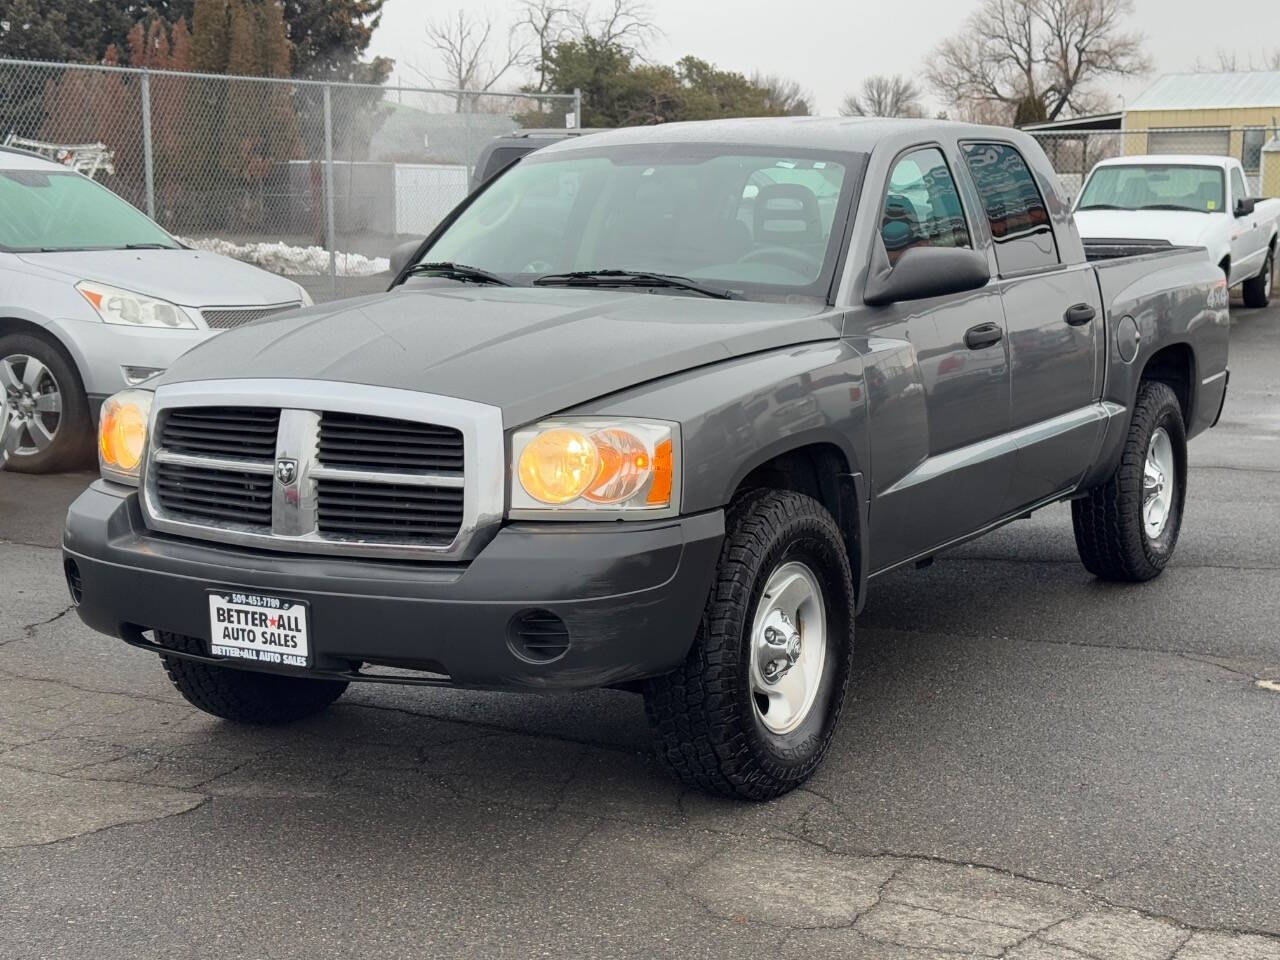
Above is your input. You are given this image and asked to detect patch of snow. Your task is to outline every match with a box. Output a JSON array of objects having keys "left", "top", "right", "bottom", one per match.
[{"left": 180, "top": 237, "right": 390, "bottom": 277}]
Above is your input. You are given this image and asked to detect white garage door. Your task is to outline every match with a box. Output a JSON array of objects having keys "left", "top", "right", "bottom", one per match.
[{"left": 1146, "top": 128, "right": 1231, "bottom": 157}]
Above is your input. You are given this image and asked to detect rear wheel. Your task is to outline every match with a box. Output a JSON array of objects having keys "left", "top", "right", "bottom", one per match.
[
  {"left": 157, "top": 631, "right": 348, "bottom": 724},
  {"left": 1072, "top": 380, "right": 1186, "bottom": 581},
  {"left": 1242, "top": 249, "right": 1273, "bottom": 308},
  {"left": 0, "top": 333, "right": 92, "bottom": 473},
  {"left": 642, "top": 490, "right": 855, "bottom": 801}
]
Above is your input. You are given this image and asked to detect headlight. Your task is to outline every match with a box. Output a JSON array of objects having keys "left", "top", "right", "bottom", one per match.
[
  {"left": 77, "top": 281, "right": 196, "bottom": 329},
  {"left": 98, "top": 389, "right": 153, "bottom": 485},
  {"left": 511, "top": 419, "right": 678, "bottom": 517}
]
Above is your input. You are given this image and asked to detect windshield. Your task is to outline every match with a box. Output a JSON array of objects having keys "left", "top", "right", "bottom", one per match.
[
  {"left": 416, "top": 144, "right": 861, "bottom": 299},
  {"left": 1077, "top": 164, "right": 1225, "bottom": 214},
  {"left": 0, "top": 169, "right": 178, "bottom": 252}
]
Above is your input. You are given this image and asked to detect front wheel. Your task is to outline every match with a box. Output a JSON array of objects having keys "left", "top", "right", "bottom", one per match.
[
  {"left": 642, "top": 490, "right": 855, "bottom": 801},
  {"left": 1242, "top": 249, "right": 1273, "bottom": 308},
  {"left": 0, "top": 333, "right": 92, "bottom": 473},
  {"left": 1072, "top": 380, "right": 1187, "bottom": 581}
]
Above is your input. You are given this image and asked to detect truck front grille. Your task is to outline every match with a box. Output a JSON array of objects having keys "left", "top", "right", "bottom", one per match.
[
  {"left": 318, "top": 412, "right": 464, "bottom": 476},
  {"left": 140, "top": 382, "right": 502, "bottom": 561},
  {"left": 200, "top": 303, "right": 301, "bottom": 329},
  {"left": 153, "top": 462, "right": 274, "bottom": 528},
  {"left": 316, "top": 478, "right": 464, "bottom": 545},
  {"left": 159, "top": 407, "right": 280, "bottom": 460}
]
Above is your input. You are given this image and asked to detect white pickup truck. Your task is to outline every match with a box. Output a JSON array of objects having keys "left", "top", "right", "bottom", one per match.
[{"left": 1074, "top": 154, "right": 1280, "bottom": 307}]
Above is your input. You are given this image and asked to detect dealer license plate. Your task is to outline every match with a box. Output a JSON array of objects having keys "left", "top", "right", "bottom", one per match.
[{"left": 208, "top": 591, "right": 310, "bottom": 668}]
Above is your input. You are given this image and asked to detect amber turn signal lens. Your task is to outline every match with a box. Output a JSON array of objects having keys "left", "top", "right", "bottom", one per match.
[
  {"left": 98, "top": 393, "right": 150, "bottom": 474},
  {"left": 646, "top": 438, "right": 674, "bottom": 506},
  {"left": 517, "top": 428, "right": 600, "bottom": 504}
]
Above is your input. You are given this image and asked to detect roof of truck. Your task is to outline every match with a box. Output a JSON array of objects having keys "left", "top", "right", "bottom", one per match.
[
  {"left": 1093, "top": 154, "right": 1238, "bottom": 168},
  {"left": 535, "top": 116, "right": 1034, "bottom": 155}
]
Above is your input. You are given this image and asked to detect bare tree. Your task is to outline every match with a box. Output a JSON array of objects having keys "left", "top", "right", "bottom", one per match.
[
  {"left": 840, "top": 75, "right": 924, "bottom": 118},
  {"left": 516, "top": 1, "right": 573, "bottom": 92},
  {"left": 1192, "top": 48, "right": 1280, "bottom": 72},
  {"left": 750, "top": 72, "right": 812, "bottom": 116},
  {"left": 926, "top": 0, "right": 1150, "bottom": 124},
  {"left": 570, "top": 0, "right": 659, "bottom": 56},
  {"left": 423, "top": 10, "right": 527, "bottom": 111}
]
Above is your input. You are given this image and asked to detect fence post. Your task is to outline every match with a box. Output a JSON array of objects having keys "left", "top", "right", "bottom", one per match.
[
  {"left": 573, "top": 88, "right": 582, "bottom": 130},
  {"left": 322, "top": 82, "right": 337, "bottom": 299},
  {"left": 140, "top": 69, "right": 155, "bottom": 219}
]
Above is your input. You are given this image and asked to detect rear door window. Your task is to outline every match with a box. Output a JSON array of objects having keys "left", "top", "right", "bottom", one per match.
[{"left": 961, "top": 142, "right": 1059, "bottom": 274}]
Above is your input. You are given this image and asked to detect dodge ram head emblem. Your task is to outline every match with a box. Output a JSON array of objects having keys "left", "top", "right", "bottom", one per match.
[{"left": 275, "top": 458, "right": 298, "bottom": 485}]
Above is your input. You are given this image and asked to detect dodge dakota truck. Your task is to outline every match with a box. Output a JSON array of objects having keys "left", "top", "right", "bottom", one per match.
[
  {"left": 1074, "top": 154, "right": 1279, "bottom": 307},
  {"left": 64, "top": 119, "right": 1230, "bottom": 800}
]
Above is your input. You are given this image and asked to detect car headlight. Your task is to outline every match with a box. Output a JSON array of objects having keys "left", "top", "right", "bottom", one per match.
[
  {"left": 511, "top": 419, "right": 678, "bottom": 517},
  {"left": 76, "top": 281, "right": 196, "bottom": 329},
  {"left": 98, "top": 389, "right": 153, "bottom": 485}
]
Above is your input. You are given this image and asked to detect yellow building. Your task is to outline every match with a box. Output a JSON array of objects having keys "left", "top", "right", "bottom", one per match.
[{"left": 1121, "top": 71, "right": 1280, "bottom": 193}]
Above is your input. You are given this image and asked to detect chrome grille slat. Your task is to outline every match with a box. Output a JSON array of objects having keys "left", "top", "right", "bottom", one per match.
[{"left": 141, "top": 380, "right": 504, "bottom": 562}]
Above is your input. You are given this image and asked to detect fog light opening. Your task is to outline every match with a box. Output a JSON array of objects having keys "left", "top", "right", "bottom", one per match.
[
  {"left": 507, "top": 609, "right": 571, "bottom": 664},
  {"left": 63, "top": 558, "right": 83, "bottom": 606}
]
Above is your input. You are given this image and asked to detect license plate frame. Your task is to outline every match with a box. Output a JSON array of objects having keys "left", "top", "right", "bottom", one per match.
[{"left": 207, "top": 591, "right": 311, "bottom": 669}]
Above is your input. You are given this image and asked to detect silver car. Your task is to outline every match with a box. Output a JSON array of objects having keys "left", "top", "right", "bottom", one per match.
[{"left": 0, "top": 146, "right": 311, "bottom": 472}]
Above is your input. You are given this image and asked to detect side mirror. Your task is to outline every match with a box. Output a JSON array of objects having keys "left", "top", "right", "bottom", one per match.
[
  {"left": 389, "top": 240, "right": 421, "bottom": 275},
  {"left": 1235, "top": 197, "right": 1257, "bottom": 217},
  {"left": 864, "top": 245, "right": 991, "bottom": 306}
]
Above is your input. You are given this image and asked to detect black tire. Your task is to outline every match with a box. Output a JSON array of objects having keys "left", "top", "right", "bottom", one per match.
[
  {"left": 1242, "top": 248, "right": 1274, "bottom": 309},
  {"left": 0, "top": 332, "right": 93, "bottom": 473},
  {"left": 156, "top": 631, "right": 348, "bottom": 724},
  {"left": 642, "top": 490, "right": 855, "bottom": 801},
  {"left": 1072, "top": 380, "right": 1187, "bottom": 582}
]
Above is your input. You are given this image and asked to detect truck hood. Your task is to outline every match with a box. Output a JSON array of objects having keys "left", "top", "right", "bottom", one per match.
[
  {"left": 155, "top": 286, "right": 843, "bottom": 426},
  {"left": 16, "top": 249, "right": 305, "bottom": 308},
  {"left": 1073, "top": 209, "right": 1222, "bottom": 249}
]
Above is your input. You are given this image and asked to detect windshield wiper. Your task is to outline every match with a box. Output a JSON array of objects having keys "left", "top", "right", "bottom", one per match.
[
  {"left": 124, "top": 242, "right": 176, "bottom": 249},
  {"left": 1137, "top": 204, "right": 1206, "bottom": 213},
  {"left": 403, "top": 261, "right": 511, "bottom": 286},
  {"left": 533, "top": 269, "right": 736, "bottom": 300},
  {"left": 1077, "top": 203, "right": 1125, "bottom": 211}
]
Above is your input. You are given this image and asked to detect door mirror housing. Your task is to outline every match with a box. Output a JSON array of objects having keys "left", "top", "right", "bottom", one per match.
[
  {"left": 864, "top": 245, "right": 991, "bottom": 306},
  {"left": 1235, "top": 197, "right": 1257, "bottom": 217},
  {"left": 390, "top": 240, "right": 421, "bottom": 275}
]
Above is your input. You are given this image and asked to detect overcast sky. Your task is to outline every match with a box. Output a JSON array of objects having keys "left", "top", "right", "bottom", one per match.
[{"left": 367, "top": 0, "right": 1280, "bottom": 115}]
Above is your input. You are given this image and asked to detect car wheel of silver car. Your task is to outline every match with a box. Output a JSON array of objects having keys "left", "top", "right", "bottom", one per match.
[
  {"left": 1242, "top": 249, "right": 1273, "bottom": 309},
  {"left": 642, "top": 489, "right": 855, "bottom": 801},
  {"left": 0, "top": 333, "right": 92, "bottom": 474},
  {"left": 1071, "top": 380, "right": 1187, "bottom": 582}
]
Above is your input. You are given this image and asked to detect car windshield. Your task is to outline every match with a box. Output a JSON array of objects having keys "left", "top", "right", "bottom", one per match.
[
  {"left": 415, "top": 144, "right": 861, "bottom": 299},
  {"left": 0, "top": 168, "right": 178, "bottom": 251},
  {"left": 1077, "top": 164, "right": 1225, "bottom": 214}
]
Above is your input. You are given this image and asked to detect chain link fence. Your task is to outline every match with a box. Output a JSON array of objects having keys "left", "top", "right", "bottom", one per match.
[
  {"left": 0, "top": 58, "right": 580, "bottom": 302},
  {"left": 1028, "top": 126, "right": 1280, "bottom": 203}
]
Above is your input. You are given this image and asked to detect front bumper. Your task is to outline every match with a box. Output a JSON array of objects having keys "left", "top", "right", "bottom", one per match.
[{"left": 62, "top": 482, "right": 724, "bottom": 691}]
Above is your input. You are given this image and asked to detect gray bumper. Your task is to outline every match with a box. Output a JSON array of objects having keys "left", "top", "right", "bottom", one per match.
[{"left": 63, "top": 481, "right": 724, "bottom": 691}]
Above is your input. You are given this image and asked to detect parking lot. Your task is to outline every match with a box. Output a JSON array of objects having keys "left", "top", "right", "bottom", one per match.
[{"left": 0, "top": 299, "right": 1276, "bottom": 958}]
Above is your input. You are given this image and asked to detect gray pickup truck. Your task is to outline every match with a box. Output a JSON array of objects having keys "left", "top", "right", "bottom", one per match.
[{"left": 64, "top": 118, "right": 1229, "bottom": 800}]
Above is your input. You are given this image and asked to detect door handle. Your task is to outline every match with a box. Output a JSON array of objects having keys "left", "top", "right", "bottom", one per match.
[
  {"left": 1064, "top": 302, "right": 1096, "bottom": 326},
  {"left": 963, "top": 322, "right": 1003, "bottom": 350}
]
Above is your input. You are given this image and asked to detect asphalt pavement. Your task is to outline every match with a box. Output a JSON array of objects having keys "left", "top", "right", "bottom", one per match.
[{"left": 1, "top": 300, "right": 1278, "bottom": 959}]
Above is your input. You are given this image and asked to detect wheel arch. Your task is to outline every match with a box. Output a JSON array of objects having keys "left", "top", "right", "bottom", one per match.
[
  {"left": 1138, "top": 341, "right": 1196, "bottom": 428},
  {"left": 0, "top": 315, "right": 91, "bottom": 401},
  {"left": 728, "top": 440, "right": 868, "bottom": 612}
]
